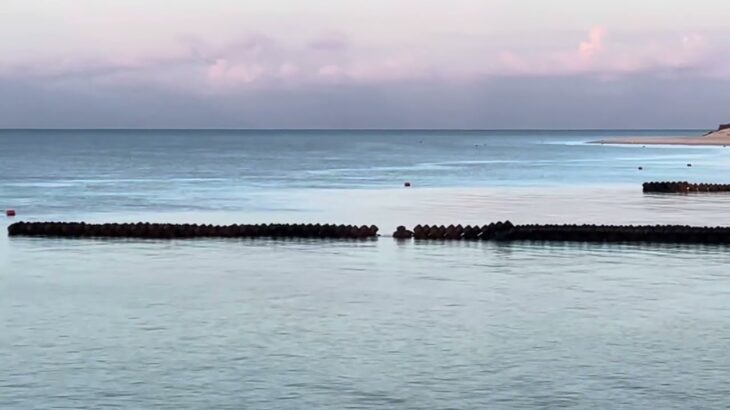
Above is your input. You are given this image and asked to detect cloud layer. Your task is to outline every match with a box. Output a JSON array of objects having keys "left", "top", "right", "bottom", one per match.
[{"left": 1, "top": 0, "right": 729, "bottom": 127}]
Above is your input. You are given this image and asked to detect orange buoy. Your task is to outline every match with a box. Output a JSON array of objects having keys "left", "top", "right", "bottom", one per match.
[
  {"left": 6, "top": 209, "right": 16, "bottom": 217},
  {"left": 404, "top": 182, "right": 411, "bottom": 187}
]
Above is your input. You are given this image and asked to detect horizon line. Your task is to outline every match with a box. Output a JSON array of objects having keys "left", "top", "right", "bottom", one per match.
[{"left": 0, "top": 127, "right": 711, "bottom": 132}]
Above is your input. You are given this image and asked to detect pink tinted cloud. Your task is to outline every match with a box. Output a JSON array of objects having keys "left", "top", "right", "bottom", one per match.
[
  {"left": 98, "top": 28, "right": 728, "bottom": 89},
  {"left": 490, "top": 27, "right": 715, "bottom": 78},
  {"left": 207, "top": 59, "right": 264, "bottom": 85},
  {"left": 579, "top": 27, "right": 606, "bottom": 60},
  {"left": 278, "top": 63, "right": 300, "bottom": 78},
  {"left": 317, "top": 64, "right": 345, "bottom": 81},
  {"left": 1, "top": 27, "right": 725, "bottom": 92}
]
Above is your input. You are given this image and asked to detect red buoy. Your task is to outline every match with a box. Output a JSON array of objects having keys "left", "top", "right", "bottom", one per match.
[
  {"left": 6, "top": 209, "right": 16, "bottom": 217},
  {"left": 404, "top": 182, "right": 411, "bottom": 187}
]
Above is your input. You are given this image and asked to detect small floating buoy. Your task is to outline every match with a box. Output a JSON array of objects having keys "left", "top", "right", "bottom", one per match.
[
  {"left": 404, "top": 182, "right": 412, "bottom": 187},
  {"left": 6, "top": 209, "right": 16, "bottom": 217}
]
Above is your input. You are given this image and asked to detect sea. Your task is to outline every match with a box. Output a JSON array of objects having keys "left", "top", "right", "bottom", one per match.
[{"left": 2, "top": 129, "right": 730, "bottom": 409}]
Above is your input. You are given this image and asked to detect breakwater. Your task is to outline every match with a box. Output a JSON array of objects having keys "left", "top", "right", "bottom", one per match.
[
  {"left": 7, "top": 222, "right": 379, "bottom": 239},
  {"left": 393, "top": 222, "right": 730, "bottom": 244},
  {"left": 9, "top": 222, "right": 730, "bottom": 244},
  {"left": 643, "top": 181, "right": 730, "bottom": 193}
]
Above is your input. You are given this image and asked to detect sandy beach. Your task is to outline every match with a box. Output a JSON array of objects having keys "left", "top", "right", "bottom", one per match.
[{"left": 594, "top": 127, "right": 730, "bottom": 146}]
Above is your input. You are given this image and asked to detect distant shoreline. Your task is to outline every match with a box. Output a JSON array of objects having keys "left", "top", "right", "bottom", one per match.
[{"left": 593, "top": 128, "right": 730, "bottom": 146}]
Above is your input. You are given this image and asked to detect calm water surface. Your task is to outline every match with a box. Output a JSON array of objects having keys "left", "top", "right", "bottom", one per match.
[{"left": 2, "top": 130, "right": 730, "bottom": 409}]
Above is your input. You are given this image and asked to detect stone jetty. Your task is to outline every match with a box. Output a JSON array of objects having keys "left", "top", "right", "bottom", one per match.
[{"left": 7, "top": 222, "right": 379, "bottom": 239}]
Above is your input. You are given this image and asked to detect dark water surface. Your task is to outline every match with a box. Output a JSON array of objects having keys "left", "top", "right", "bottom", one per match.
[{"left": 2, "top": 130, "right": 730, "bottom": 409}]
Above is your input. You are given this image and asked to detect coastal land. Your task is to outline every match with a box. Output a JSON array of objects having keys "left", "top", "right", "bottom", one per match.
[{"left": 595, "top": 125, "right": 730, "bottom": 146}]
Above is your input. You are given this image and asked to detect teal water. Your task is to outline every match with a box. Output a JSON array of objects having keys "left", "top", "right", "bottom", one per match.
[{"left": 2, "top": 130, "right": 730, "bottom": 409}]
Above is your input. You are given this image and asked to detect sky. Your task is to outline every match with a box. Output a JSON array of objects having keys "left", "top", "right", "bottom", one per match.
[{"left": 1, "top": 0, "right": 729, "bottom": 129}]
